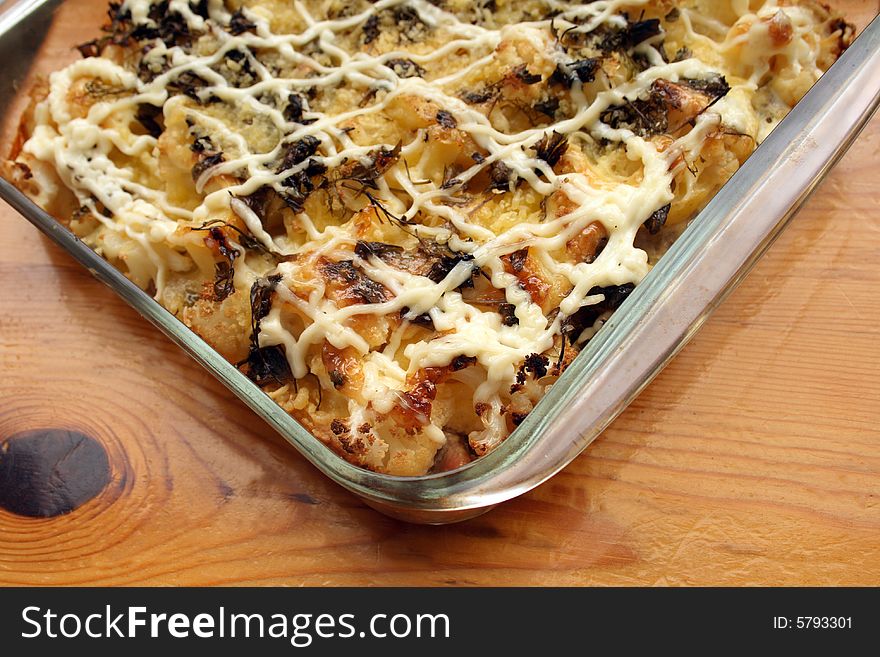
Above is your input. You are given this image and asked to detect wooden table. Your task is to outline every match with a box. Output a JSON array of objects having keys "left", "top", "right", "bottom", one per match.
[{"left": 1, "top": 0, "right": 878, "bottom": 586}]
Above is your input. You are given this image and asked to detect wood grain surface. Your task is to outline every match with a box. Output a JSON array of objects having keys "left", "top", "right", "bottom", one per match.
[{"left": 0, "top": 0, "right": 878, "bottom": 586}]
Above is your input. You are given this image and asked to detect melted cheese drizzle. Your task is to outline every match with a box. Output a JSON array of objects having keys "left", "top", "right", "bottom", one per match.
[{"left": 19, "top": 0, "right": 833, "bottom": 463}]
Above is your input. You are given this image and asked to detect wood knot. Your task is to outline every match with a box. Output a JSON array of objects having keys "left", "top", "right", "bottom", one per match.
[{"left": 0, "top": 428, "right": 110, "bottom": 518}]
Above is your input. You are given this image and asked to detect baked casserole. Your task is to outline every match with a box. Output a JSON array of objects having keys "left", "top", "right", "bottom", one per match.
[{"left": 5, "top": 0, "right": 853, "bottom": 474}]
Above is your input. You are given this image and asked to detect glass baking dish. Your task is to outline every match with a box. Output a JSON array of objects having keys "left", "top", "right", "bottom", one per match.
[{"left": 1, "top": 0, "right": 879, "bottom": 524}]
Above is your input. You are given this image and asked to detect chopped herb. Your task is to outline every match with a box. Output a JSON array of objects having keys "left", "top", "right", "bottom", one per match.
[
  {"left": 204, "top": 226, "right": 239, "bottom": 301},
  {"left": 534, "top": 96, "right": 560, "bottom": 118},
  {"left": 283, "top": 93, "right": 316, "bottom": 124},
  {"left": 218, "top": 48, "right": 257, "bottom": 88},
  {"left": 681, "top": 74, "right": 731, "bottom": 99},
  {"left": 586, "top": 236, "right": 608, "bottom": 264},
  {"left": 190, "top": 134, "right": 213, "bottom": 153},
  {"left": 604, "top": 74, "right": 731, "bottom": 135},
  {"left": 236, "top": 274, "right": 293, "bottom": 385},
  {"left": 237, "top": 187, "right": 272, "bottom": 222},
  {"left": 511, "top": 412, "right": 528, "bottom": 426},
  {"left": 436, "top": 110, "right": 457, "bottom": 129},
  {"left": 393, "top": 5, "right": 429, "bottom": 42},
  {"left": 601, "top": 86, "right": 669, "bottom": 135},
  {"left": 644, "top": 203, "right": 670, "bottom": 235},
  {"left": 225, "top": 49, "right": 247, "bottom": 63},
  {"left": 284, "top": 94, "right": 305, "bottom": 123},
  {"left": 97, "top": 2, "right": 134, "bottom": 48},
  {"left": 240, "top": 345, "right": 293, "bottom": 387},
  {"left": 137, "top": 48, "right": 170, "bottom": 83},
  {"left": 191, "top": 152, "right": 224, "bottom": 183},
  {"left": 228, "top": 9, "right": 256, "bottom": 35},
  {"left": 277, "top": 135, "right": 321, "bottom": 172},
  {"left": 549, "top": 64, "right": 571, "bottom": 87},
  {"left": 561, "top": 284, "right": 636, "bottom": 343},
  {"left": 321, "top": 260, "right": 389, "bottom": 304},
  {"left": 622, "top": 18, "right": 662, "bottom": 48},
  {"left": 552, "top": 59, "right": 600, "bottom": 87},
  {"left": 76, "top": 38, "right": 106, "bottom": 58},
  {"left": 277, "top": 158, "right": 326, "bottom": 213},
  {"left": 426, "top": 251, "right": 475, "bottom": 285},
  {"left": 386, "top": 58, "right": 425, "bottom": 78},
  {"left": 354, "top": 241, "right": 404, "bottom": 260},
  {"left": 513, "top": 65, "right": 542, "bottom": 85},
  {"left": 451, "top": 355, "right": 477, "bottom": 371},
  {"left": 213, "top": 261, "right": 235, "bottom": 301},
  {"left": 356, "top": 240, "right": 476, "bottom": 289},
  {"left": 135, "top": 103, "right": 163, "bottom": 138},
  {"left": 533, "top": 131, "right": 568, "bottom": 167},
  {"left": 584, "top": 17, "right": 664, "bottom": 54},
  {"left": 168, "top": 70, "right": 210, "bottom": 102},
  {"left": 489, "top": 161, "right": 516, "bottom": 192},
  {"left": 507, "top": 248, "right": 528, "bottom": 273},
  {"left": 401, "top": 307, "right": 435, "bottom": 329},
  {"left": 673, "top": 47, "right": 692, "bottom": 62},
  {"left": 461, "top": 88, "right": 495, "bottom": 104},
  {"left": 523, "top": 353, "right": 550, "bottom": 379},
  {"left": 249, "top": 274, "right": 282, "bottom": 342},
  {"left": 338, "top": 143, "right": 401, "bottom": 197},
  {"left": 329, "top": 370, "right": 345, "bottom": 388},
  {"left": 137, "top": 3, "right": 194, "bottom": 48},
  {"left": 189, "top": 0, "right": 208, "bottom": 19},
  {"left": 499, "top": 303, "right": 519, "bottom": 326},
  {"left": 363, "top": 14, "right": 380, "bottom": 44},
  {"left": 570, "top": 58, "right": 600, "bottom": 83},
  {"left": 194, "top": 218, "right": 268, "bottom": 254},
  {"left": 363, "top": 192, "right": 416, "bottom": 237}
]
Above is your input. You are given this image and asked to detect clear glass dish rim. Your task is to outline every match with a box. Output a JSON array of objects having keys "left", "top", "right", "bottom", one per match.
[{"left": 1, "top": 0, "right": 878, "bottom": 523}]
